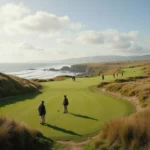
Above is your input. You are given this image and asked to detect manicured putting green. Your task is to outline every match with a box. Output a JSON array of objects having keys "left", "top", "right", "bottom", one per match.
[{"left": 0, "top": 68, "right": 142, "bottom": 141}]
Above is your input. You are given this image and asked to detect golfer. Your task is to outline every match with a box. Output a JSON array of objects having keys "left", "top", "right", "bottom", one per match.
[
  {"left": 38, "top": 101, "right": 46, "bottom": 125},
  {"left": 102, "top": 74, "right": 104, "bottom": 80},
  {"left": 63, "top": 95, "right": 69, "bottom": 113}
]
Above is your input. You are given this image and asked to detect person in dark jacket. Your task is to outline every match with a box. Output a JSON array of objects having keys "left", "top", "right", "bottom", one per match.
[
  {"left": 38, "top": 101, "right": 46, "bottom": 124},
  {"left": 102, "top": 74, "right": 104, "bottom": 80},
  {"left": 113, "top": 74, "right": 115, "bottom": 78},
  {"left": 63, "top": 95, "right": 69, "bottom": 113}
]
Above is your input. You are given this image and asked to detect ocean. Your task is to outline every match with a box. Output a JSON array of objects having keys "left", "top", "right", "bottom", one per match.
[{"left": 0, "top": 63, "right": 79, "bottom": 79}]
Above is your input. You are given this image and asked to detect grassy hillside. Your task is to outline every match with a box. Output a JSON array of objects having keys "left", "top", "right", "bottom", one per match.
[
  {"left": 0, "top": 117, "right": 53, "bottom": 150},
  {"left": 0, "top": 72, "right": 41, "bottom": 98},
  {"left": 0, "top": 68, "right": 140, "bottom": 141},
  {"left": 73, "top": 60, "right": 150, "bottom": 76},
  {"left": 98, "top": 76, "right": 150, "bottom": 107},
  {"left": 0, "top": 62, "right": 149, "bottom": 150},
  {"left": 143, "top": 65, "right": 150, "bottom": 75},
  {"left": 86, "top": 65, "right": 150, "bottom": 150}
]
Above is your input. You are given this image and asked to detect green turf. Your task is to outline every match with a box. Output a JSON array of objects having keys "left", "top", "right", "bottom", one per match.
[{"left": 0, "top": 67, "right": 142, "bottom": 141}]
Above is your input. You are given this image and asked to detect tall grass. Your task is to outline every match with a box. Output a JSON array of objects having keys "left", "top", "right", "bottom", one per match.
[
  {"left": 98, "top": 76, "right": 150, "bottom": 107},
  {"left": 143, "top": 65, "right": 150, "bottom": 75},
  {"left": 0, "top": 117, "right": 53, "bottom": 150},
  {"left": 93, "top": 107, "right": 150, "bottom": 150},
  {"left": 0, "top": 73, "right": 41, "bottom": 98}
]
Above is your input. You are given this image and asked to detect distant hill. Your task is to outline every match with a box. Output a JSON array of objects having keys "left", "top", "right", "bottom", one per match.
[
  {"left": 59, "top": 55, "right": 150, "bottom": 64},
  {"left": 0, "top": 72, "right": 41, "bottom": 98}
]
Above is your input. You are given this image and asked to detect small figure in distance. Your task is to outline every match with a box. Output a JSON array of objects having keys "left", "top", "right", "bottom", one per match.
[
  {"left": 121, "top": 72, "right": 124, "bottom": 77},
  {"left": 116, "top": 73, "right": 118, "bottom": 77},
  {"left": 102, "top": 74, "right": 104, "bottom": 80},
  {"left": 63, "top": 95, "right": 69, "bottom": 114},
  {"left": 72, "top": 76, "right": 76, "bottom": 81},
  {"left": 113, "top": 74, "right": 115, "bottom": 78},
  {"left": 38, "top": 101, "right": 46, "bottom": 125}
]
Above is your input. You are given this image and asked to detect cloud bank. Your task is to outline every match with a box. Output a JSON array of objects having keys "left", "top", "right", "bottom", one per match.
[{"left": 0, "top": 3, "right": 149, "bottom": 62}]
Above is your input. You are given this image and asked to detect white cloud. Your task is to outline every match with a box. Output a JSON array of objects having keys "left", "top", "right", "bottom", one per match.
[
  {"left": 77, "top": 30, "right": 104, "bottom": 44},
  {"left": 0, "top": 3, "right": 83, "bottom": 36},
  {"left": 76, "top": 29, "right": 143, "bottom": 53},
  {"left": 19, "top": 43, "right": 44, "bottom": 52},
  {"left": 16, "top": 12, "right": 71, "bottom": 33},
  {"left": 77, "top": 29, "right": 138, "bottom": 46},
  {"left": 57, "top": 39, "right": 74, "bottom": 45},
  {"left": 128, "top": 42, "right": 143, "bottom": 52},
  {"left": 70, "top": 23, "right": 83, "bottom": 30},
  {"left": 0, "top": 3, "right": 29, "bottom": 23},
  {"left": 112, "top": 35, "right": 132, "bottom": 49}
]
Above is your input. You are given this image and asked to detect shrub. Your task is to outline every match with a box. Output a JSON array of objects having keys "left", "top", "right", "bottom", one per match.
[{"left": 97, "top": 82, "right": 110, "bottom": 88}]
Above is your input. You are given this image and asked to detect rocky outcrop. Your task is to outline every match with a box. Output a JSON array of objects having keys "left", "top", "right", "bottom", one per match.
[
  {"left": 60, "top": 66, "right": 71, "bottom": 71},
  {"left": 71, "top": 64, "right": 87, "bottom": 72},
  {"left": 43, "top": 66, "right": 71, "bottom": 72},
  {"left": 27, "top": 68, "right": 36, "bottom": 70},
  {"left": 49, "top": 68, "right": 59, "bottom": 71}
]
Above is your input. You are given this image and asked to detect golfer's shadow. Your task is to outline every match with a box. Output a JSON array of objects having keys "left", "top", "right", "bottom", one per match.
[
  {"left": 44, "top": 123, "right": 81, "bottom": 136},
  {"left": 69, "top": 113, "right": 99, "bottom": 121}
]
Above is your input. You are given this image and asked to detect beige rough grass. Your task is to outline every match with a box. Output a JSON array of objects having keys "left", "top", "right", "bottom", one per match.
[
  {"left": 94, "top": 107, "right": 150, "bottom": 150},
  {"left": 98, "top": 76, "right": 150, "bottom": 107},
  {"left": 0, "top": 72, "right": 41, "bottom": 98},
  {"left": 0, "top": 117, "right": 52, "bottom": 150}
]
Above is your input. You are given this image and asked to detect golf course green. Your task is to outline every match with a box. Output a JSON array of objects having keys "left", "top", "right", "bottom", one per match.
[{"left": 0, "top": 67, "right": 143, "bottom": 141}]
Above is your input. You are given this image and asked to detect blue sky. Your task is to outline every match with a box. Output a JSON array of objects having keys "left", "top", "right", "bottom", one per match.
[{"left": 0, "top": 0, "right": 150, "bottom": 62}]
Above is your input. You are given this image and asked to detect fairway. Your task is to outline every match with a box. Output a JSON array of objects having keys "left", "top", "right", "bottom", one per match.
[{"left": 0, "top": 68, "right": 142, "bottom": 141}]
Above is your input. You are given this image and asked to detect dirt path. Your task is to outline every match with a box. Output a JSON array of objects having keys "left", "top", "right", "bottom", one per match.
[
  {"left": 57, "top": 87, "right": 141, "bottom": 150},
  {"left": 57, "top": 134, "right": 99, "bottom": 150}
]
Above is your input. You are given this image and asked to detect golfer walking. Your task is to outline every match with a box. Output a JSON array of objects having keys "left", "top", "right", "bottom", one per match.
[
  {"left": 38, "top": 101, "right": 46, "bottom": 125},
  {"left": 63, "top": 95, "right": 69, "bottom": 113}
]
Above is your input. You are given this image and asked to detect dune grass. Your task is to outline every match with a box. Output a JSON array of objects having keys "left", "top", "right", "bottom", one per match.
[
  {"left": 0, "top": 67, "right": 142, "bottom": 141},
  {"left": 98, "top": 69, "right": 150, "bottom": 107},
  {"left": 87, "top": 65, "right": 150, "bottom": 150},
  {"left": 92, "top": 107, "right": 150, "bottom": 150},
  {"left": 0, "top": 117, "right": 54, "bottom": 150},
  {"left": 0, "top": 72, "right": 41, "bottom": 98}
]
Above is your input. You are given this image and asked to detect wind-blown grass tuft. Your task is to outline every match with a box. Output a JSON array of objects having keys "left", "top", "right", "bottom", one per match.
[
  {"left": 93, "top": 107, "right": 150, "bottom": 150},
  {"left": 0, "top": 117, "right": 53, "bottom": 150}
]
